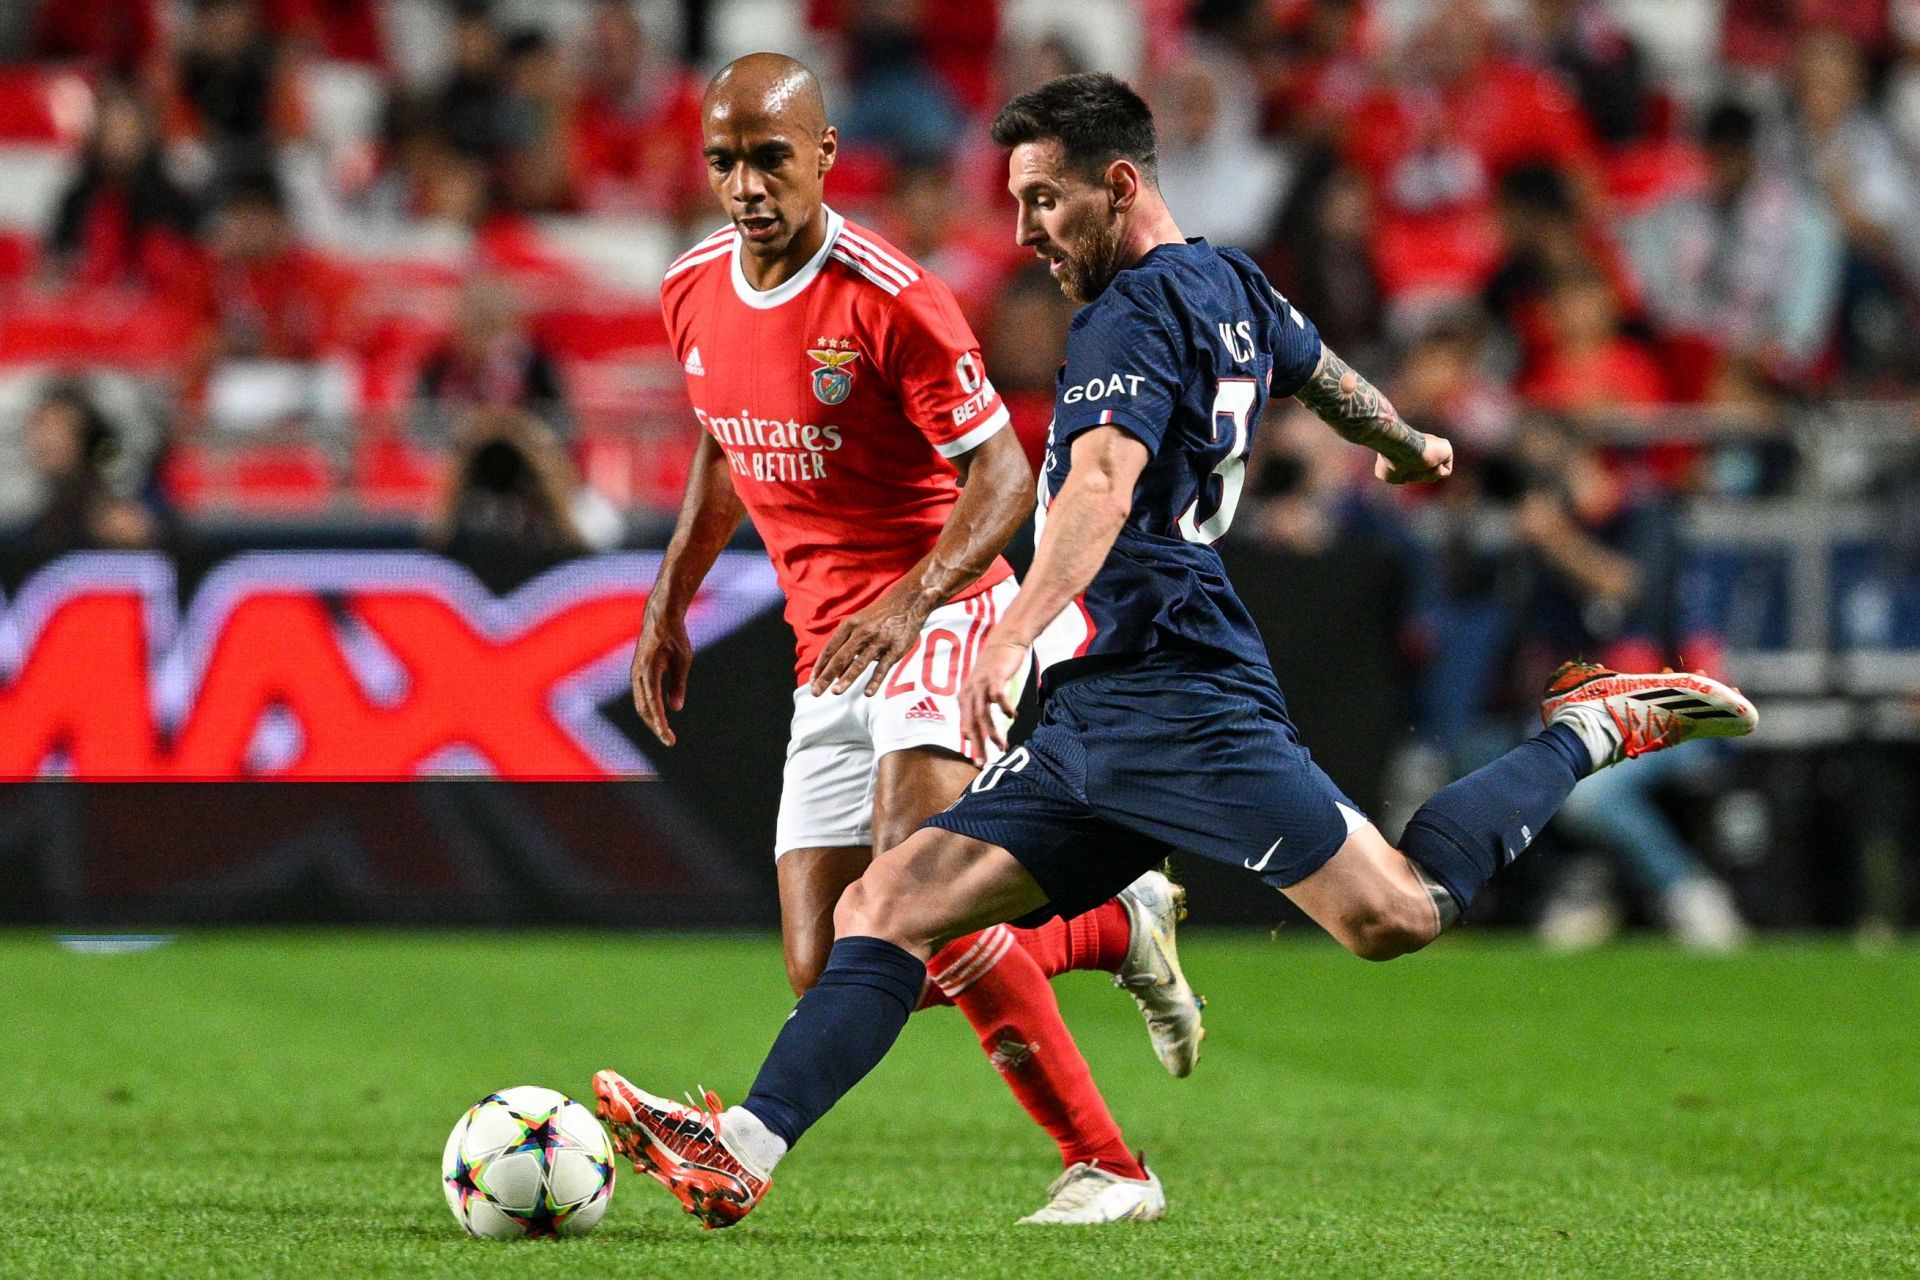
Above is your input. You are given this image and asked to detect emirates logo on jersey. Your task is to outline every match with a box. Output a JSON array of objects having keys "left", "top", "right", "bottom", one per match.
[{"left": 807, "top": 338, "right": 860, "bottom": 406}]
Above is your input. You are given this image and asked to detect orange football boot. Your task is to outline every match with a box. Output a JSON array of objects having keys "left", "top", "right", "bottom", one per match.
[
  {"left": 592, "top": 1070, "right": 770, "bottom": 1229},
  {"left": 1542, "top": 660, "right": 1758, "bottom": 765}
]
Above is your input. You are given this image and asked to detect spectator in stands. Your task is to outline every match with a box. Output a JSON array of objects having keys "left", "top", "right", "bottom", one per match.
[
  {"left": 361, "top": 91, "right": 497, "bottom": 230},
  {"left": 1781, "top": 31, "right": 1920, "bottom": 385},
  {"left": 1389, "top": 311, "right": 1519, "bottom": 456},
  {"left": 15, "top": 382, "right": 158, "bottom": 555},
  {"left": 811, "top": 0, "right": 999, "bottom": 117},
  {"left": 1482, "top": 164, "right": 1641, "bottom": 383},
  {"left": 983, "top": 265, "right": 1073, "bottom": 465},
  {"left": 1519, "top": 266, "right": 1669, "bottom": 414},
  {"left": 415, "top": 277, "right": 568, "bottom": 439},
  {"left": 1341, "top": 0, "right": 1601, "bottom": 308},
  {"left": 415, "top": 142, "right": 493, "bottom": 227},
  {"left": 1248, "top": 0, "right": 1380, "bottom": 142},
  {"left": 994, "top": 32, "right": 1086, "bottom": 103},
  {"left": 1152, "top": 48, "right": 1292, "bottom": 250},
  {"left": 171, "top": 0, "right": 304, "bottom": 170},
  {"left": 356, "top": 92, "right": 438, "bottom": 223},
  {"left": 27, "top": 0, "right": 163, "bottom": 79},
  {"left": 427, "top": 409, "right": 587, "bottom": 570},
  {"left": 883, "top": 162, "right": 1019, "bottom": 329},
  {"left": 1504, "top": 418, "right": 1748, "bottom": 949},
  {"left": 45, "top": 83, "right": 202, "bottom": 293},
  {"left": 1411, "top": 417, "right": 1745, "bottom": 946},
  {"left": 196, "top": 171, "right": 351, "bottom": 365},
  {"left": 1623, "top": 100, "right": 1842, "bottom": 394},
  {"left": 569, "top": 0, "right": 705, "bottom": 218},
  {"left": 498, "top": 28, "right": 576, "bottom": 213},
  {"left": 1258, "top": 148, "right": 1384, "bottom": 366},
  {"left": 836, "top": 0, "right": 965, "bottom": 163},
  {"left": 1519, "top": 0, "right": 1651, "bottom": 149},
  {"left": 431, "top": 0, "right": 510, "bottom": 161}
]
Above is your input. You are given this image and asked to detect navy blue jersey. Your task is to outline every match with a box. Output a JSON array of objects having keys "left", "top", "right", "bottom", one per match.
[{"left": 1030, "top": 238, "right": 1323, "bottom": 680}]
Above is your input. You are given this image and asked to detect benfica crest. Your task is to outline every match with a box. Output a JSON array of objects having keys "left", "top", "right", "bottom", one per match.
[{"left": 807, "top": 341, "right": 860, "bottom": 405}]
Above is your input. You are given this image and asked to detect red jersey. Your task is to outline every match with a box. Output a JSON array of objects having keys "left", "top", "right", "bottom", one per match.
[{"left": 660, "top": 207, "right": 1014, "bottom": 681}]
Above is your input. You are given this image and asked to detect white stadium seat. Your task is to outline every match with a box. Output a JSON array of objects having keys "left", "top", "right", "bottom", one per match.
[{"left": 0, "top": 145, "right": 73, "bottom": 231}]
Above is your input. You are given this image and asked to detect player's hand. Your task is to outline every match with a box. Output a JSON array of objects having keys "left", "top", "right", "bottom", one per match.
[
  {"left": 810, "top": 588, "right": 931, "bottom": 697},
  {"left": 1374, "top": 432, "right": 1454, "bottom": 486},
  {"left": 961, "top": 635, "right": 1029, "bottom": 764},
  {"left": 630, "top": 607, "right": 693, "bottom": 747}
]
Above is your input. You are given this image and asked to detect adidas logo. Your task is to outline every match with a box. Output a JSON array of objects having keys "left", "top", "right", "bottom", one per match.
[
  {"left": 684, "top": 346, "right": 705, "bottom": 376},
  {"left": 903, "top": 697, "right": 945, "bottom": 723}
]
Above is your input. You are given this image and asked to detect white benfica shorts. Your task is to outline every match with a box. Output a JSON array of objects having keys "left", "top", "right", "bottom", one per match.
[{"left": 774, "top": 575, "right": 1022, "bottom": 858}]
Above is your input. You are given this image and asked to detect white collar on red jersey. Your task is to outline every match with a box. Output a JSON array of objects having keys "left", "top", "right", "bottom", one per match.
[{"left": 729, "top": 205, "right": 844, "bottom": 310}]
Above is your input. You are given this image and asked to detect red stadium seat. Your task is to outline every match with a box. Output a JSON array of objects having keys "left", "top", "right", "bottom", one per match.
[
  {"left": 163, "top": 440, "right": 337, "bottom": 513},
  {"left": 533, "top": 305, "right": 670, "bottom": 361},
  {"left": 353, "top": 432, "right": 442, "bottom": 511},
  {"left": 0, "top": 231, "right": 39, "bottom": 282},
  {"left": 0, "top": 287, "right": 198, "bottom": 372},
  {"left": 0, "top": 68, "right": 89, "bottom": 144}
]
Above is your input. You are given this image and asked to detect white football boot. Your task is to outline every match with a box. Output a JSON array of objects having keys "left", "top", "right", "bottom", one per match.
[
  {"left": 1115, "top": 870, "right": 1205, "bottom": 1077},
  {"left": 1018, "top": 1161, "right": 1166, "bottom": 1224}
]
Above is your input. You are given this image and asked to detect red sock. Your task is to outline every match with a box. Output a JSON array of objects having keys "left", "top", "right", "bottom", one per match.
[
  {"left": 927, "top": 926, "right": 1145, "bottom": 1178},
  {"left": 1010, "top": 900, "right": 1133, "bottom": 979}
]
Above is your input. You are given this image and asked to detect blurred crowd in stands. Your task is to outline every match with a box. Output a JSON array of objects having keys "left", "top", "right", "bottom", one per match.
[
  {"left": 4, "top": 0, "right": 1920, "bottom": 942},
  {"left": 1, "top": 0, "right": 1916, "bottom": 523}
]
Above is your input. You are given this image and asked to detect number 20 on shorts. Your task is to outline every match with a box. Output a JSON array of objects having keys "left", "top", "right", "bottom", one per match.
[{"left": 885, "top": 629, "right": 966, "bottom": 698}]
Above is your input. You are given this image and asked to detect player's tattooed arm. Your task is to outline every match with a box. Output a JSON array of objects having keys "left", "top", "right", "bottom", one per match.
[
  {"left": 1294, "top": 344, "right": 1423, "bottom": 460},
  {"left": 1294, "top": 343, "right": 1452, "bottom": 485}
]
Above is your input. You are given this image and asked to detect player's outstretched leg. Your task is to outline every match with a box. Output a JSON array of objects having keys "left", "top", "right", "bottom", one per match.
[
  {"left": 1286, "top": 663, "right": 1757, "bottom": 960},
  {"left": 874, "top": 745, "right": 1167, "bottom": 1217},
  {"left": 595, "top": 827, "right": 1049, "bottom": 1228}
]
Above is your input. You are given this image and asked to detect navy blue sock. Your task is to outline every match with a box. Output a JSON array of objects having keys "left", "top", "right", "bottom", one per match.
[
  {"left": 741, "top": 936, "right": 925, "bottom": 1150},
  {"left": 1399, "top": 723, "right": 1590, "bottom": 911}
]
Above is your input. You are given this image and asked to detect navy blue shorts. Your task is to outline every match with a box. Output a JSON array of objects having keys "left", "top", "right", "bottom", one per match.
[{"left": 927, "top": 649, "right": 1365, "bottom": 922}]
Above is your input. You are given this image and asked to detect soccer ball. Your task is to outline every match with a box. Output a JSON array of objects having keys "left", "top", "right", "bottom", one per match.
[{"left": 442, "top": 1085, "right": 615, "bottom": 1238}]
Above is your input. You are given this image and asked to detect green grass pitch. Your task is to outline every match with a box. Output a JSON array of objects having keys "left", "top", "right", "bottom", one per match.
[{"left": 9, "top": 930, "right": 1918, "bottom": 1278}]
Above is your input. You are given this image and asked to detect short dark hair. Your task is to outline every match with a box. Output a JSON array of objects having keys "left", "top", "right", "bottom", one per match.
[
  {"left": 218, "top": 168, "right": 286, "bottom": 214},
  {"left": 990, "top": 72, "right": 1157, "bottom": 182},
  {"left": 1702, "top": 100, "right": 1758, "bottom": 150},
  {"left": 503, "top": 27, "right": 552, "bottom": 60},
  {"left": 1496, "top": 163, "right": 1575, "bottom": 217}
]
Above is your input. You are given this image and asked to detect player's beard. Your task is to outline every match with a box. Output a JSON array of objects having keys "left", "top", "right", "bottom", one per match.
[{"left": 1052, "top": 204, "right": 1124, "bottom": 305}]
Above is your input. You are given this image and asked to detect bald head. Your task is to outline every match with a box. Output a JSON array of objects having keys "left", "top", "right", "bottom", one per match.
[
  {"left": 698, "top": 53, "right": 837, "bottom": 275},
  {"left": 705, "top": 52, "right": 827, "bottom": 134}
]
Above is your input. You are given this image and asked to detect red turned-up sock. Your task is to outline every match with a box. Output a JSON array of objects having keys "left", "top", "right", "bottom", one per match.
[
  {"left": 1010, "top": 899, "right": 1133, "bottom": 978},
  {"left": 926, "top": 926, "right": 1145, "bottom": 1178}
]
